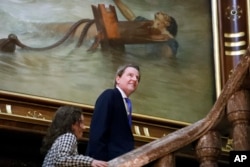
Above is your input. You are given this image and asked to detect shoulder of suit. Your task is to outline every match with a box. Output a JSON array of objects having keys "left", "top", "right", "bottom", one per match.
[{"left": 100, "top": 88, "right": 122, "bottom": 98}]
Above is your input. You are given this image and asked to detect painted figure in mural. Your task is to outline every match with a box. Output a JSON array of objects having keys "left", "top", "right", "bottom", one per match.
[
  {"left": 40, "top": 105, "right": 108, "bottom": 167},
  {"left": 113, "top": 0, "right": 178, "bottom": 58},
  {"left": 85, "top": 64, "right": 140, "bottom": 161},
  {"left": 0, "top": 0, "right": 178, "bottom": 58}
]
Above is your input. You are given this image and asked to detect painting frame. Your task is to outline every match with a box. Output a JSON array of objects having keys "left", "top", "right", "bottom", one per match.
[{"left": 0, "top": 0, "right": 221, "bottom": 124}]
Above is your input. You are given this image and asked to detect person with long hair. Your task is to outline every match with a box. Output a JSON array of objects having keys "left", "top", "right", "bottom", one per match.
[{"left": 41, "top": 105, "right": 108, "bottom": 167}]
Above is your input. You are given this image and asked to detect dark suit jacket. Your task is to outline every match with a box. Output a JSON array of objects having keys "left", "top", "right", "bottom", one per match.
[{"left": 85, "top": 88, "right": 134, "bottom": 161}]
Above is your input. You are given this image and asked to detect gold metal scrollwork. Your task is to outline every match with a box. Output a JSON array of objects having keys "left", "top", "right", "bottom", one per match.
[
  {"left": 27, "top": 110, "right": 45, "bottom": 119},
  {"left": 225, "top": 5, "right": 243, "bottom": 21},
  {"left": 222, "top": 138, "right": 233, "bottom": 152}
]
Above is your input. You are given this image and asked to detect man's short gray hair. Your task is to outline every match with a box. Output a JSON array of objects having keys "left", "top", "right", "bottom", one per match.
[{"left": 114, "top": 64, "right": 140, "bottom": 87}]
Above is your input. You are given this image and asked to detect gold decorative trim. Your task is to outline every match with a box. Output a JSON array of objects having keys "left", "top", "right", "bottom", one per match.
[
  {"left": 27, "top": 110, "right": 45, "bottom": 119},
  {"left": 222, "top": 138, "right": 233, "bottom": 152},
  {"left": 0, "top": 90, "right": 93, "bottom": 109},
  {"left": 0, "top": 112, "right": 51, "bottom": 124},
  {"left": 133, "top": 126, "right": 151, "bottom": 137},
  {"left": 0, "top": 90, "right": 192, "bottom": 126},
  {"left": 224, "top": 41, "right": 246, "bottom": 47},
  {"left": 133, "top": 134, "right": 158, "bottom": 141},
  {"left": 224, "top": 32, "right": 245, "bottom": 38},
  {"left": 134, "top": 125, "right": 141, "bottom": 136},
  {"left": 133, "top": 113, "right": 190, "bottom": 127},
  {"left": 225, "top": 50, "right": 246, "bottom": 56},
  {"left": 248, "top": 0, "right": 250, "bottom": 38},
  {"left": 6, "top": 104, "right": 12, "bottom": 114},
  {"left": 212, "top": 0, "right": 221, "bottom": 98},
  {"left": 225, "top": 5, "right": 243, "bottom": 21},
  {"left": 143, "top": 127, "right": 150, "bottom": 137}
]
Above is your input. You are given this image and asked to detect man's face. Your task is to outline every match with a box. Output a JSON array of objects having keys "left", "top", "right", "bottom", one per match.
[{"left": 116, "top": 67, "right": 140, "bottom": 97}]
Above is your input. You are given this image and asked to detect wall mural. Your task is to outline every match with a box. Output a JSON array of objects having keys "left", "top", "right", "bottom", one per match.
[{"left": 0, "top": 0, "right": 216, "bottom": 123}]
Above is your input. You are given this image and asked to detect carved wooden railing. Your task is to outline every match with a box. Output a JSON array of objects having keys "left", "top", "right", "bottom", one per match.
[{"left": 108, "top": 47, "right": 250, "bottom": 166}]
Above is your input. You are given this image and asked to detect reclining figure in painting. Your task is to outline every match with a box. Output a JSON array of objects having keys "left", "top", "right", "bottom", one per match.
[{"left": 0, "top": 0, "right": 178, "bottom": 58}]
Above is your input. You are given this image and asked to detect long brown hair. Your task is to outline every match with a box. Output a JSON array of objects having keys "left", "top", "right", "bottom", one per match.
[{"left": 40, "top": 105, "right": 83, "bottom": 156}]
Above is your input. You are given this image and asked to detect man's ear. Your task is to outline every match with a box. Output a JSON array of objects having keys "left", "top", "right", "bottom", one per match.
[{"left": 115, "top": 76, "right": 120, "bottom": 84}]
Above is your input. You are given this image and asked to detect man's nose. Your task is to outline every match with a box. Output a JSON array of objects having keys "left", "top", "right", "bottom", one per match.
[{"left": 132, "top": 76, "right": 139, "bottom": 82}]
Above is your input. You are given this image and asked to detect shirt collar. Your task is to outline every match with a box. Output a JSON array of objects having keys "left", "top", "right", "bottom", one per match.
[{"left": 116, "top": 86, "right": 127, "bottom": 99}]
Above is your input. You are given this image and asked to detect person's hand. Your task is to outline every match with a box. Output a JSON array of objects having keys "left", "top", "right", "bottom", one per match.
[{"left": 91, "top": 159, "right": 108, "bottom": 167}]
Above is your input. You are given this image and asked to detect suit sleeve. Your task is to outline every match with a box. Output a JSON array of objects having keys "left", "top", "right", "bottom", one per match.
[{"left": 86, "top": 89, "right": 114, "bottom": 160}]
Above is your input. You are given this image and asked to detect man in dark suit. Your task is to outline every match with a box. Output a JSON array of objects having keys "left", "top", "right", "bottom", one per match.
[{"left": 86, "top": 64, "right": 141, "bottom": 161}]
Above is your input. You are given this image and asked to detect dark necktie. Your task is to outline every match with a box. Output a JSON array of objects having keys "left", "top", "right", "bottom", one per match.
[{"left": 125, "top": 98, "right": 132, "bottom": 126}]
